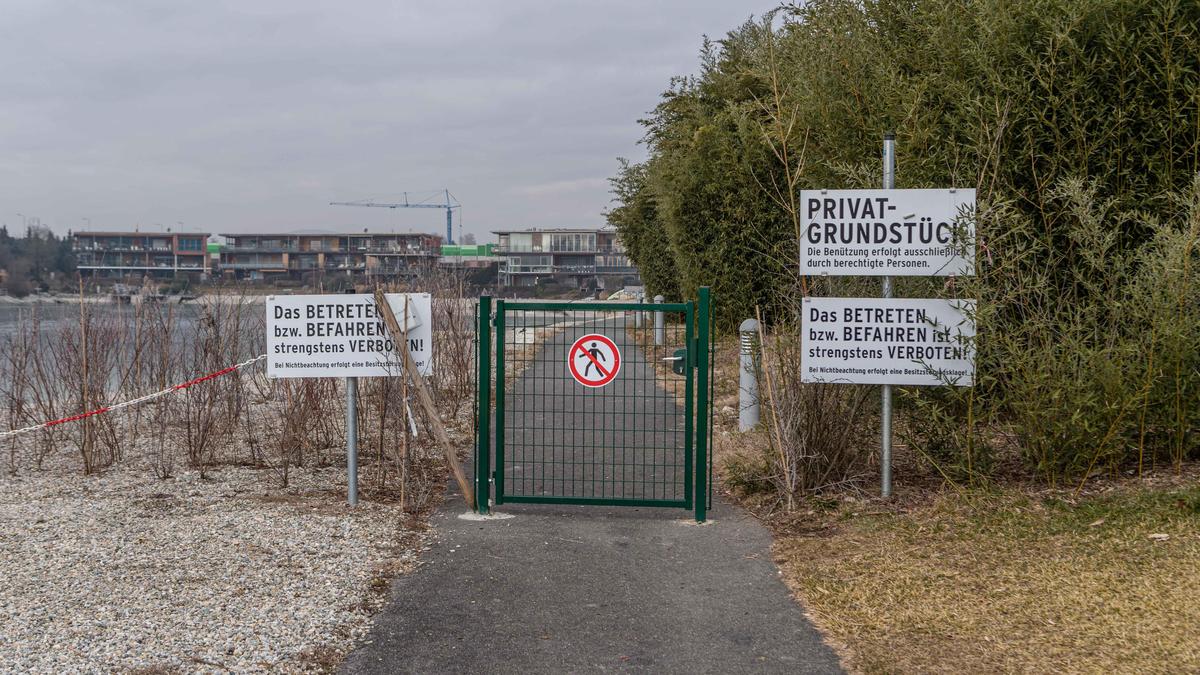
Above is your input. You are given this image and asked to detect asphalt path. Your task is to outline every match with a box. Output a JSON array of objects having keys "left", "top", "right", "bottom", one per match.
[{"left": 342, "top": 313, "right": 843, "bottom": 674}]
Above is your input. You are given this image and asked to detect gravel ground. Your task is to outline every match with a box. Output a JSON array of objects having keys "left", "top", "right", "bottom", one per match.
[{"left": 0, "top": 459, "right": 423, "bottom": 673}]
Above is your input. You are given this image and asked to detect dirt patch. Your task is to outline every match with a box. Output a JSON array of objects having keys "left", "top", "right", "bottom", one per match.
[{"left": 296, "top": 646, "right": 344, "bottom": 672}]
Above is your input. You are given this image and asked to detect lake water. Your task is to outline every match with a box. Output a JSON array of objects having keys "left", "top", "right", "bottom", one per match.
[{"left": 0, "top": 301, "right": 267, "bottom": 377}]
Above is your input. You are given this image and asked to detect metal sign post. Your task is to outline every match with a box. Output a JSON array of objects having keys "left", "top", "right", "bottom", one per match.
[
  {"left": 881, "top": 132, "right": 895, "bottom": 499},
  {"left": 346, "top": 375, "right": 359, "bottom": 507},
  {"left": 798, "top": 134, "right": 977, "bottom": 500},
  {"left": 264, "top": 292, "right": 439, "bottom": 509}
]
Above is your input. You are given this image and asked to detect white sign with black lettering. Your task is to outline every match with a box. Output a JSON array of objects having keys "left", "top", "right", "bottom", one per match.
[
  {"left": 266, "top": 293, "right": 432, "bottom": 378},
  {"left": 799, "top": 188, "right": 976, "bottom": 276},
  {"left": 801, "top": 297, "right": 974, "bottom": 386}
]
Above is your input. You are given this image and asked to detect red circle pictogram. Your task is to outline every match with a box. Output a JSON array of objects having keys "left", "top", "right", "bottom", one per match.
[{"left": 568, "top": 333, "right": 622, "bottom": 387}]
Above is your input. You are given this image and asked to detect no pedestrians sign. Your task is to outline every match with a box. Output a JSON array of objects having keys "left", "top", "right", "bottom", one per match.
[{"left": 568, "top": 333, "right": 621, "bottom": 387}]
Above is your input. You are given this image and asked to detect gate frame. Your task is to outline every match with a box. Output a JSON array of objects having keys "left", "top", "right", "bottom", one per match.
[{"left": 474, "top": 287, "right": 712, "bottom": 522}]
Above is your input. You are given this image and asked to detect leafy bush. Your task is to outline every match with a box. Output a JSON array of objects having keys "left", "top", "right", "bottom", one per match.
[
  {"left": 907, "top": 178, "right": 1200, "bottom": 485},
  {"left": 609, "top": 0, "right": 1200, "bottom": 490}
]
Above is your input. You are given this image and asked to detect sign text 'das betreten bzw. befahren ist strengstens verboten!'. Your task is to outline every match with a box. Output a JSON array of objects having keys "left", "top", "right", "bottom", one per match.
[
  {"left": 799, "top": 188, "right": 976, "bottom": 276},
  {"left": 801, "top": 297, "right": 975, "bottom": 387},
  {"left": 265, "top": 293, "right": 432, "bottom": 379}
]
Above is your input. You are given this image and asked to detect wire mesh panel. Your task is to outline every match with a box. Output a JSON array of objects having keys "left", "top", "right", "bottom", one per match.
[{"left": 494, "top": 300, "right": 693, "bottom": 507}]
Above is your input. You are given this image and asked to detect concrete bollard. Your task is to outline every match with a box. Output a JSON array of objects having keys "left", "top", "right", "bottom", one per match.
[
  {"left": 653, "top": 294, "right": 665, "bottom": 345},
  {"left": 738, "top": 319, "right": 760, "bottom": 432}
]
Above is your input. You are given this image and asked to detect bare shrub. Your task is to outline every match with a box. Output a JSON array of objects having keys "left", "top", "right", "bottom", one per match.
[
  {"left": 1, "top": 310, "right": 36, "bottom": 473},
  {"left": 0, "top": 276, "right": 468, "bottom": 513},
  {"left": 39, "top": 290, "right": 126, "bottom": 474},
  {"left": 747, "top": 310, "right": 874, "bottom": 508}
]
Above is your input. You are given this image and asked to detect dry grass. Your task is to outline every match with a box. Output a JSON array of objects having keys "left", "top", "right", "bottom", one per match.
[
  {"left": 774, "top": 472, "right": 1200, "bottom": 673},
  {"left": 625, "top": 317, "right": 692, "bottom": 404},
  {"left": 702, "top": 330, "right": 1200, "bottom": 672}
]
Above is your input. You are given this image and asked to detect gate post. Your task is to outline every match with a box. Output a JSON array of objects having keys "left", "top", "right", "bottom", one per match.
[
  {"left": 694, "top": 286, "right": 711, "bottom": 523},
  {"left": 653, "top": 294, "right": 665, "bottom": 345},
  {"left": 475, "top": 296, "right": 492, "bottom": 514},
  {"left": 493, "top": 299, "right": 506, "bottom": 506}
]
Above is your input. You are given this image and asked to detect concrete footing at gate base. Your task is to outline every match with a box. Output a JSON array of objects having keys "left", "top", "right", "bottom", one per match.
[{"left": 457, "top": 511, "right": 515, "bottom": 521}]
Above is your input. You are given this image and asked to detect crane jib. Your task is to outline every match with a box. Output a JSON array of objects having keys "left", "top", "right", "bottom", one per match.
[{"left": 329, "top": 189, "right": 460, "bottom": 244}]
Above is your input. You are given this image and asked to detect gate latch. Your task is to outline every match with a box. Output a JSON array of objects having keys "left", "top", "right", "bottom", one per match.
[{"left": 663, "top": 349, "right": 688, "bottom": 376}]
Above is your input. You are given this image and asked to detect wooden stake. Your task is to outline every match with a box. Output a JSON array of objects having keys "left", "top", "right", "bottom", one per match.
[
  {"left": 373, "top": 289, "right": 475, "bottom": 509},
  {"left": 399, "top": 295, "right": 410, "bottom": 513}
]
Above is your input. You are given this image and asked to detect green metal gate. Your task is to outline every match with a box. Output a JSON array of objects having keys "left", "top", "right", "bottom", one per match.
[{"left": 474, "top": 288, "right": 712, "bottom": 522}]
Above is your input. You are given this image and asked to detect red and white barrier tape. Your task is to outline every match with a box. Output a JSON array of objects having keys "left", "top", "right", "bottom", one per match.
[{"left": 0, "top": 354, "right": 267, "bottom": 440}]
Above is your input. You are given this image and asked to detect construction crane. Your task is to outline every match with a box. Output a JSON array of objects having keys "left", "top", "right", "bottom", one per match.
[{"left": 330, "top": 189, "right": 460, "bottom": 244}]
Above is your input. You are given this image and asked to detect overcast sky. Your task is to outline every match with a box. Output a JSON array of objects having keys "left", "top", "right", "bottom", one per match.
[{"left": 0, "top": 1, "right": 761, "bottom": 240}]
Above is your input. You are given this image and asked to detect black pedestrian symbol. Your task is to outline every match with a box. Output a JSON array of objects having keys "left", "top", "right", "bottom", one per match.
[{"left": 577, "top": 341, "right": 608, "bottom": 378}]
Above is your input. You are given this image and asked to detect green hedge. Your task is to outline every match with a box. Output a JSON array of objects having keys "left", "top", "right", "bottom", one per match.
[{"left": 608, "top": 0, "right": 1200, "bottom": 481}]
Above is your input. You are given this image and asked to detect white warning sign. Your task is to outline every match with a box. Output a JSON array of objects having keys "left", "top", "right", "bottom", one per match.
[
  {"left": 799, "top": 188, "right": 976, "bottom": 276},
  {"left": 266, "top": 293, "right": 432, "bottom": 379},
  {"left": 801, "top": 297, "right": 974, "bottom": 386}
]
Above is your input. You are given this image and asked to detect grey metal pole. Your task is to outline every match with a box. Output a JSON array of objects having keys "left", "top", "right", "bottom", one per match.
[
  {"left": 634, "top": 292, "right": 643, "bottom": 328},
  {"left": 346, "top": 376, "right": 359, "bottom": 507},
  {"left": 738, "top": 318, "right": 760, "bottom": 432},
  {"left": 653, "top": 294, "right": 665, "bottom": 346},
  {"left": 881, "top": 132, "right": 896, "bottom": 499}
]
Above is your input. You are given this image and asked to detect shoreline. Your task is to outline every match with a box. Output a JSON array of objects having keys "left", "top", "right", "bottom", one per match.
[{"left": 0, "top": 292, "right": 271, "bottom": 306}]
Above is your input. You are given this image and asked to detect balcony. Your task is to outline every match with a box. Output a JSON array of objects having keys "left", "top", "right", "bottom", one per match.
[
  {"left": 367, "top": 266, "right": 421, "bottom": 276},
  {"left": 223, "top": 244, "right": 298, "bottom": 253},
  {"left": 221, "top": 262, "right": 288, "bottom": 270},
  {"left": 77, "top": 262, "right": 204, "bottom": 270},
  {"left": 363, "top": 246, "right": 438, "bottom": 255},
  {"left": 555, "top": 265, "right": 597, "bottom": 274},
  {"left": 73, "top": 245, "right": 155, "bottom": 253},
  {"left": 495, "top": 245, "right": 624, "bottom": 255},
  {"left": 77, "top": 255, "right": 151, "bottom": 266}
]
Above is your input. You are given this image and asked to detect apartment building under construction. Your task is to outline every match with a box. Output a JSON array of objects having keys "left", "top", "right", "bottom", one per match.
[{"left": 218, "top": 232, "right": 442, "bottom": 282}]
